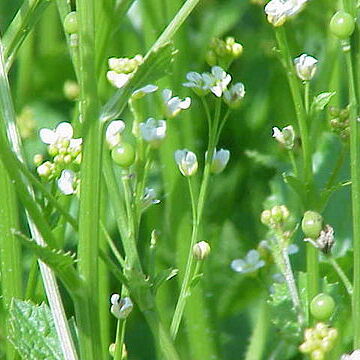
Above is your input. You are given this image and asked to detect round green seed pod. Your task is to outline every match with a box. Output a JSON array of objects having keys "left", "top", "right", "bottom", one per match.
[
  {"left": 111, "top": 143, "right": 135, "bottom": 168},
  {"left": 310, "top": 293, "right": 335, "bottom": 321},
  {"left": 64, "top": 11, "right": 78, "bottom": 34},
  {"left": 330, "top": 11, "right": 355, "bottom": 39},
  {"left": 302, "top": 211, "right": 323, "bottom": 239}
]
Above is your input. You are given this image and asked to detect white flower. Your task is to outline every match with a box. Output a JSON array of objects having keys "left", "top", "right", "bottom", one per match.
[
  {"left": 110, "top": 294, "right": 133, "bottom": 320},
  {"left": 183, "top": 71, "right": 212, "bottom": 96},
  {"left": 209, "top": 66, "right": 232, "bottom": 97},
  {"left": 106, "top": 71, "right": 131, "bottom": 89},
  {"left": 106, "top": 120, "right": 125, "bottom": 149},
  {"left": 57, "top": 169, "right": 77, "bottom": 195},
  {"left": 294, "top": 54, "right": 318, "bottom": 81},
  {"left": 162, "top": 89, "right": 191, "bottom": 118},
  {"left": 142, "top": 187, "right": 160, "bottom": 210},
  {"left": 139, "top": 118, "right": 166, "bottom": 146},
  {"left": 208, "top": 148, "right": 230, "bottom": 174},
  {"left": 342, "top": 350, "right": 360, "bottom": 360},
  {"left": 223, "top": 82, "right": 246, "bottom": 108},
  {"left": 264, "top": 0, "right": 309, "bottom": 27},
  {"left": 132, "top": 84, "right": 158, "bottom": 100},
  {"left": 39, "top": 122, "right": 82, "bottom": 147},
  {"left": 231, "top": 250, "right": 265, "bottom": 274},
  {"left": 174, "top": 149, "right": 198, "bottom": 176},
  {"left": 272, "top": 125, "right": 295, "bottom": 149}
]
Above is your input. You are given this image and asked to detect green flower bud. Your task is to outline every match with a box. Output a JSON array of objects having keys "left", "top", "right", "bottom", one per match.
[
  {"left": 330, "top": 11, "right": 355, "bottom": 39},
  {"left": 64, "top": 12, "right": 78, "bottom": 34},
  {"left": 33, "top": 154, "right": 43, "bottom": 166},
  {"left": 64, "top": 154, "right": 72, "bottom": 164},
  {"left": 63, "top": 80, "right": 80, "bottom": 101},
  {"left": 260, "top": 209, "right": 272, "bottom": 226},
  {"left": 48, "top": 144, "right": 59, "bottom": 156},
  {"left": 271, "top": 205, "right": 284, "bottom": 222},
  {"left": 302, "top": 211, "right": 323, "bottom": 239},
  {"left": 311, "top": 349, "right": 324, "bottom": 360},
  {"left": 111, "top": 143, "right": 136, "bottom": 168}
]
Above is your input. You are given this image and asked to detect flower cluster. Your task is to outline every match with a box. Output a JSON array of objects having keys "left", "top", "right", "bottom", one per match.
[
  {"left": 36, "top": 122, "right": 82, "bottom": 195},
  {"left": 183, "top": 66, "right": 245, "bottom": 107},
  {"left": 107, "top": 54, "right": 143, "bottom": 89},
  {"left": 261, "top": 205, "right": 290, "bottom": 228},
  {"left": 264, "top": 0, "right": 309, "bottom": 27},
  {"left": 299, "top": 323, "right": 338, "bottom": 360},
  {"left": 328, "top": 105, "right": 350, "bottom": 142},
  {"left": 206, "top": 37, "right": 243, "bottom": 69}
]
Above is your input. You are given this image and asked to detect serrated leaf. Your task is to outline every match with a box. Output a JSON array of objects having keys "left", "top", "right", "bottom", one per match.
[
  {"left": 152, "top": 268, "right": 178, "bottom": 292},
  {"left": 267, "top": 281, "right": 302, "bottom": 342},
  {"left": 14, "top": 231, "right": 81, "bottom": 292},
  {"left": 101, "top": 42, "right": 176, "bottom": 122},
  {"left": 9, "top": 299, "right": 63, "bottom": 360},
  {"left": 311, "top": 91, "right": 336, "bottom": 112}
]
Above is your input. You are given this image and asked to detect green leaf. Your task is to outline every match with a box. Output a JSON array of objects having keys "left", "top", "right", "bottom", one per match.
[
  {"left": 9, "top": 299, "right": 64, "bottom": 360},
  {"left": 101, "top": 42, "right": 177, "bottom": 122},
  {"left": 311, "top": 91, "right": 336, "bottom": 112},
  {"left": 152, "top": 268, "right": 178, "bottom": 292},
  {"left": 13, "top": 230, "right": 81, "bottom": 292},
  {"left": 267, "top": 281, "right": 302, "bottom": 343}
]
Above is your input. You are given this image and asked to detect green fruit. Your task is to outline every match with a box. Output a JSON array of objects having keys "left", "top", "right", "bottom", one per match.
[
  {"left": 302, "top": 211, "right": 323, "bottom": 239},
  {"left": 330, "top": 11, "right": 355, "bottom": 39},
  {"left": 310, "top": 293, "right": 335, "bottom": 321},
  {"left": 64, "top": 11, "right": 78, "bottom": 34},
  {"left": 111, "top": 143, "right": 135, "bottom": 167}
]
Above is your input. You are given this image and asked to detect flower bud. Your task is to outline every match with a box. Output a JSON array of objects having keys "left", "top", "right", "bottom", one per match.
[
  {"left": 272, "top": 125, "right": 295, "bottom": 149},
  {"left": 110, "top": 294, "right": 133, "bottom": 320},
  {"left": 33, "top": 154, "right": 43, "bottom": 166},
  {"left": 223, "top": 82, "right": 246, "bottom": 109},
  {"left": 63, "top": 80, "right": 80, "bottom": 101},
  {"left": 174, "top": 149, "right": 198, "bottom": 176},
  {"left": 260, "top": 209, "right": 272, "bottom": 226},
  {"left": 302, "top": 211, "right": 323, "bottom": 239},
  {"left": 106, "top": 120, "right": 125, "bottom": 149},
  {"left": 193, "top": 241, "right": 211, "bottom": 260},
  {"left": 209, "top": 148, "right": 230, "bottom": 174},
  {"left": 294, "top": 54, "right": 318, "bottom": 81},
  {"left": 37, "top": 161, "right": 52, "bottom": 178}
]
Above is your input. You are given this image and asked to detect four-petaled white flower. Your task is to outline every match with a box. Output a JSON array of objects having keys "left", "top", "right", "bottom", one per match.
[
  {"left": 132, "top": 84, "right": 158, "bottom": 100},
  {"left": 183, "top": 71, "right": 213, "bottom": 96},
  {"left": 174, "top": 149, "right": 198, "bottom": 176},
  {"left": 272, "top": 125, "right": 295, "bottom": 149},
  {"left": 39, "top": 122, "right": 82, "bottom": 148},
  {"left": 264, "top": 0, "right": 309, "bottom": 27},
  {"left": 110, "top": 294, "right": 133, "bottom": 320},
  {"left": 208, "top": 148, "right": 230, "bottom": 174},
  {"left": 223, "top": 82, "right": 246, "bottom": 108},
  {"left": 231, "top": 250, "right": 265, "bottom": 274},
  {"left": 139, "top": 118, "right": 167, "bottom": 146},
  {"left": 57, "top": 169, "right": 77, "bottom": 195},
  {"left": 142, "top": 187, "right": 160, "bottom": 210},
  {"left": 162, "top": 89, "right": 191, "bottom": 118},
  {"left": 209, "top": 66, "right": 232, "bottom": 97},
  {"left": 294, "top": 54, "right": 318, "bottom": 81},
  {"left": 106, "top": 120, "right": 125, "bottom": 149}
]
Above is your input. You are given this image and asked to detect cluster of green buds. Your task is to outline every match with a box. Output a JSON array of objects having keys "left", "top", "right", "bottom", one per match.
[
  {"left": 261, "top": 205, "right": 290, "bottom": 229},
  {"left": 107, "top": 55, "right": 143, "bottom": 89},
  {"left": 328, "top": 105, "right": 350, "bottom": 141},
  {"left": 36, "top": 122, "right": 82, "bottom": 195},
  {"left": 206, "top": 37, "right": 243, "bottom": 69},
  {"left": 299, "top": 323, "right": 338, "bottom": 360}
]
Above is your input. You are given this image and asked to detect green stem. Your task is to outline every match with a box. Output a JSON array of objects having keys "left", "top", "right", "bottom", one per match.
[
  {"left": 275, "top": 26, "right": 319, "bottom": 305},
  {"left": 3, "top": 0, "right": 50, "bottom": 72},
  {"left": 327, "top": 256, "right": 353, "bottom": 297},
  {"left": 288, "top": 151, "right": 298, "bottom": 177},
  {"left": 75, "top": 0, "right": 102, "bottom": 357},
  {"left": 344, "top": 42, "right": 360, "bottom": 347},
  {"left": 114, "top": 319, "right": 126, "bottom": 360},
  {"left": 304, "top": 81, "right": 310, "bottom": 114}
]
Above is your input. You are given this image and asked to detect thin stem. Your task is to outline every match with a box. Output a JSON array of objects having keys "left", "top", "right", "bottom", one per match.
[
  {"left": 304, "top": 81, "right": 310, "bottom": 114},
  {"left": 344, "top": 43, "right": 360, "bottom": 347},
  {"left": 288, "top": 151, "right": 298, "bottom": 177},
  {"left": 75, "top": 0, "right": 102, "bottom": 357},
  {"left": 327, "top": 256, "right": 353, "bottom": 297},
  {"left": 113, "top": 320, "right": 126, "bottom": 360},
  {"left": 275, "top": 26, "right": 319, "bottom": 306}
]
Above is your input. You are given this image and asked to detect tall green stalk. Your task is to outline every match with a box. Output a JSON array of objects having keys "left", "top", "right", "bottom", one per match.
[
  {"left": 274, "top": 26, "right": 319, "bottom": 306},
  {"left": 75, "top": 0, "right": 102, "bottom": 357}
]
